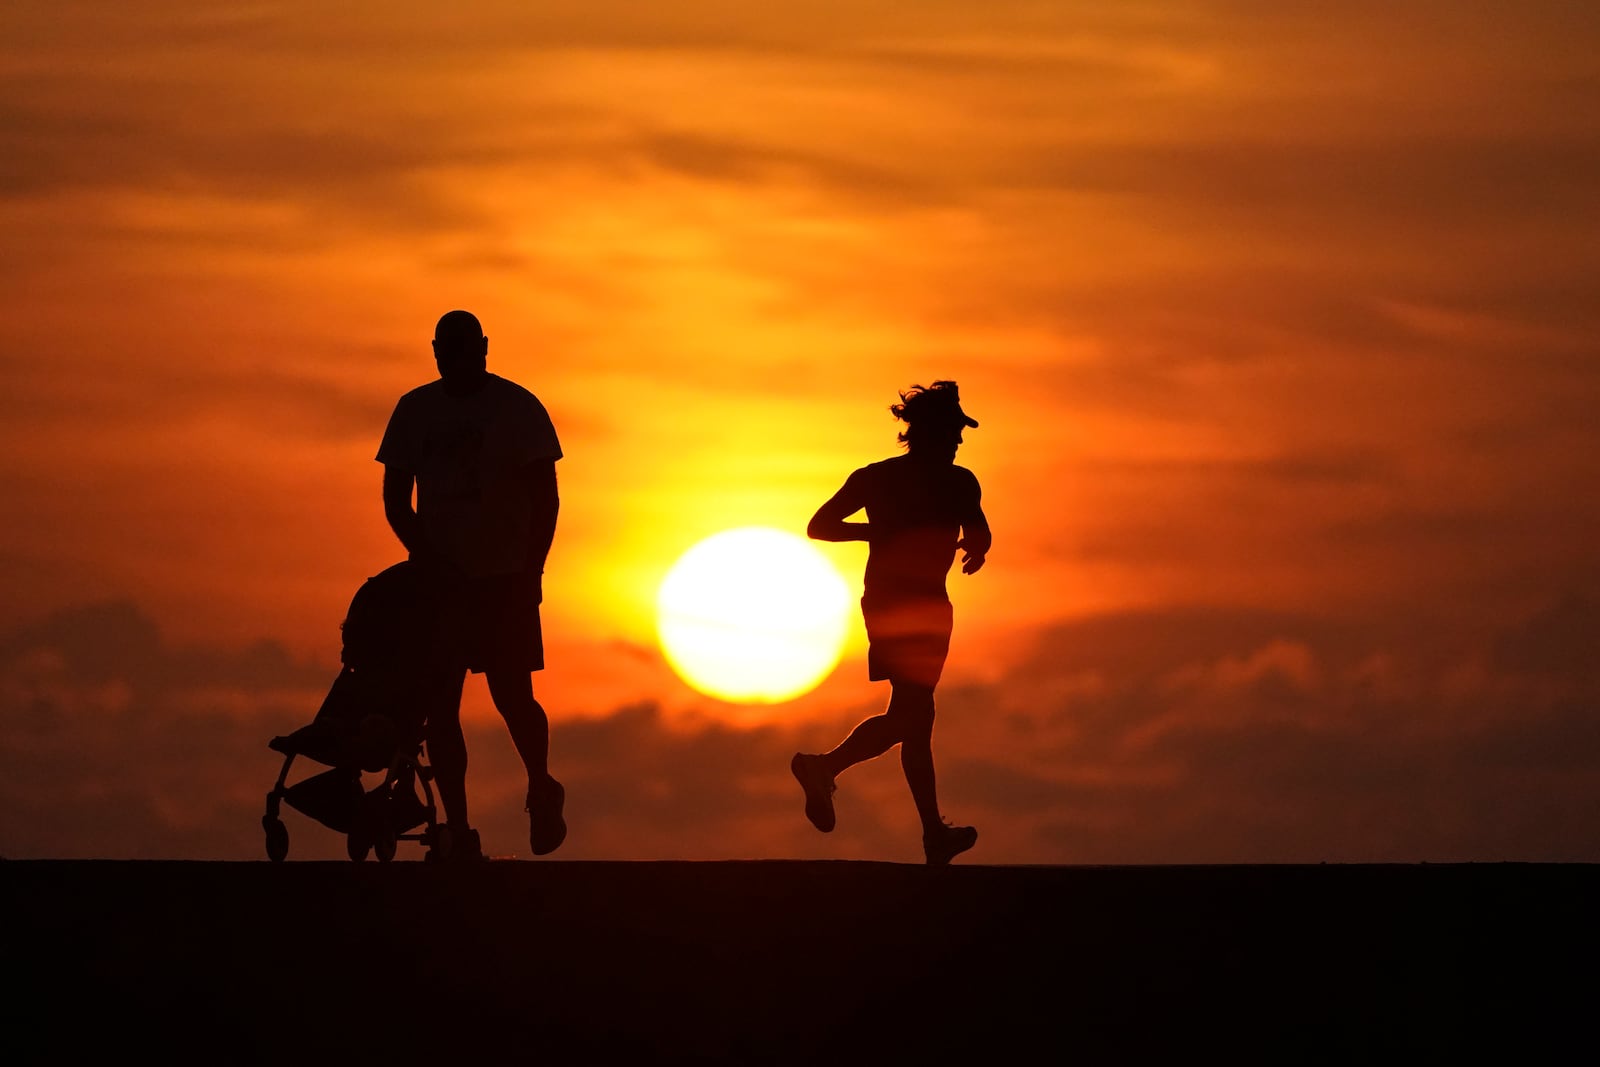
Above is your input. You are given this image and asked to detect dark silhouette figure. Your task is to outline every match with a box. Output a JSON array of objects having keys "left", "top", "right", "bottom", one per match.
[
  {"left": 377, "top": 310, "right": 567, "bottom": 860},
  {"left": 793, "top": 381, "right": 991, "bottom": 864},
  {"left": 263, "top": 559, "right": 454, "bottom": 862}
]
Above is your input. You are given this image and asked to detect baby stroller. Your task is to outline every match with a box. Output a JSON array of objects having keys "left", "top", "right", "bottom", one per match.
[{"left": 263, "top": 560, "right": 457, "bottom": 863}]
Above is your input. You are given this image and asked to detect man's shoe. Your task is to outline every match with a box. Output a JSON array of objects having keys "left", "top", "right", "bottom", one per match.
[
  {"left": 790, "top": 753, "right": 836, "bottom": 833},
  {"left": 923, "top": 820, "right": 977, "bottom": 866},
  {"left": 425, "top": 824, "right": 486, "bottom": 863},
  {"left": 527, "top": 775, "right": 567, "bottom": 856}
]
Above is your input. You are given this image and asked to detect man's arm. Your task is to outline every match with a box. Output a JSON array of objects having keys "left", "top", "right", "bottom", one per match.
[
  {"left": 382, "top": 465, "right": 429, "bottom": 558},
  {"left": 807, "top": 470, "right": 870, "bottom": 543},
  {"left": 958, "top": 476, "right": 991, "bottom": 575},
  {"left": 525, "top": 459, "right": 559, "bottom": 575}
]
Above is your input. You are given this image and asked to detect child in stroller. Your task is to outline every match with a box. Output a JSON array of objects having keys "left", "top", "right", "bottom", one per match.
[{"left": 263, "top": 560, "right": 459, "bottom": 862}]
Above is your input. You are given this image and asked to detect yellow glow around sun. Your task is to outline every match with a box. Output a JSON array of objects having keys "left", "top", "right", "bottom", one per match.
[{"left": 657, "top": 527, "right": 852, "bottom": 704}]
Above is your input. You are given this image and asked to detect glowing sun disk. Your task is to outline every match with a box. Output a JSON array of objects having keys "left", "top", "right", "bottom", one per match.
[{"left": 657, "top": 527, "right": 851, "bottom": 704}]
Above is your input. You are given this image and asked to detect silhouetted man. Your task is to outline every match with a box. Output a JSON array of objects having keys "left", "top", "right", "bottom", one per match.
[
  {"left": 377, "top": 310, "right": 566, "bottom": 860},
  {"left": 793, "top": 381, "right": 991, "bottom": 865}
]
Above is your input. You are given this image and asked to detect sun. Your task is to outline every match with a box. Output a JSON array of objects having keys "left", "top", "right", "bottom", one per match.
[{"left": 657, "top": 527, "right": 852, "bottom": 704}]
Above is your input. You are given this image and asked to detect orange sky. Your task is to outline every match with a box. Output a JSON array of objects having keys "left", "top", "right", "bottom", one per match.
[{"left": 2, "top": 3, "right": 1598, "bottom": 862}]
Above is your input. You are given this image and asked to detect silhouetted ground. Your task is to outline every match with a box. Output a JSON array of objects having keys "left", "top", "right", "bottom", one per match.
[{"left": 6, "top": 860, "right": 1595, "bottom": 1063}]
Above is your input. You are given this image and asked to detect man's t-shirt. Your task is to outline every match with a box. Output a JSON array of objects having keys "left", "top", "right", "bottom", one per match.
[
  {"left": 376, "top": 373, "right": 562, "bottom": 577},
  {"left": 844, "top": 455, "right": 982, "bottom": 602}
]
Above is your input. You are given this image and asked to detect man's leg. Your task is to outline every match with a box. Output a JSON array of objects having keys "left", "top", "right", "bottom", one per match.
[
  {"left": 485, "top": 668, "right": 565, "bottom": 855},
  {"left": 484, "top": 669, "right": 549, "bottom": 778},
  {"left": 425, "top": 668, "right": 471, "bottom": 827}
]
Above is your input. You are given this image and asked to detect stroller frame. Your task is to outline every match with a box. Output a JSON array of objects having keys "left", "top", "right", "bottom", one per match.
[
  {"left": 263, "top": 559, "right": 457, "bottom": 863},
  {"left": 263, "top": 738, "right": 450, "bottom": 863}
]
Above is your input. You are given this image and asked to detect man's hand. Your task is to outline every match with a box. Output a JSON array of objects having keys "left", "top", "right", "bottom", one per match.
[
  {"left": 958, "top": 540, "right": 986, "bottom": 575},
  {"left": 513, "top": 566, "right": 544, "bottom": 605}
]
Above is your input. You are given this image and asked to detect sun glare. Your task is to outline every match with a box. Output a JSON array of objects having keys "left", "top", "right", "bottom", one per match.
[{"left": 657, "top": 527, "right": 852, "bottom": 704}]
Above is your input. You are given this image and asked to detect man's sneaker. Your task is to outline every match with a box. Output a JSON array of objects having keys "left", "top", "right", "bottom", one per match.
[
  {"left": 923, "top": 820, "right": 978, "bottom": 866},
  {"left": 790, "top": 753, "right": 836, "bottom": 833},
  {"left": 526, "top": 775, "right": 567, "bottom": 856}
]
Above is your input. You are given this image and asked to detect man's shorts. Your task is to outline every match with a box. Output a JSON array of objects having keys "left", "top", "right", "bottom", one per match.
[
  {"left": 442, "top": 573, "right": 545, "bottom": 675},
  {"left": 862, "top": 595, "right": 953, "bottom": 689}
]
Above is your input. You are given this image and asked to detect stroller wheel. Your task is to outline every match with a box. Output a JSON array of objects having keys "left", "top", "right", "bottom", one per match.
[
  {"left": 347, "top": 830, "right": 372, "bottom": 862},
  {"left": 263, "top": 816, "right": 289, "bottom": 863},
  {"left": 361, "top": 783, "right": 399, "bottom": 862},
  {"left": 374, "top": 825, "right": 398, "bottom": 863}
]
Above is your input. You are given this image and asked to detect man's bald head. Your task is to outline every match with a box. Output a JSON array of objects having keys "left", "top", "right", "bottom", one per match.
[
  {"left": 432, "top": 309, "right": 489, "bottom": 392},
  {"left": 434, "top": 309, "right": 484, "bottom": 343}
]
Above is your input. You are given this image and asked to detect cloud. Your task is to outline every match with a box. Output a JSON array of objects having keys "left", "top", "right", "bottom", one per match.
[
  {"left": 1, "top": 600, "right": 329, "bottom": 695},
  {"left": 1492, "top": 595, "right": 1600, "bottom": 679},
  {"left": 4, "top": 594, "right": 1597, "bottom": 863},
  {"left": 0, "top": 601, "right": 334, "bottom": 859},
  {"left": 934, "top": 600, "right": 1600, "bottom": 862}
]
